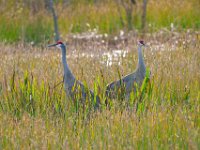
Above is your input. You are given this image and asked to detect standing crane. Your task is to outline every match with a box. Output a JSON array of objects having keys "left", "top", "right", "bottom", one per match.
[
  {"left": 48, "top": 41, "right": 100, "bottom": 110},
  {"left": 105, "top": 40, "right": 147, "bottom": 101}
]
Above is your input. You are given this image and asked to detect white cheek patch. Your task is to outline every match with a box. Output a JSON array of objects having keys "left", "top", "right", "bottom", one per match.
[
  {"left": 56, "top": 44, "right": 62, "bottom": 48},
  {"left": 139, "top": 42, "right": 145, "bottom": 46}
]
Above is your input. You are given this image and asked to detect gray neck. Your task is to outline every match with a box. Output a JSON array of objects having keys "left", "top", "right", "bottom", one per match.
[
  {"left": 61, "top": 45, "right": 75, "bottom": 86},
  {"left": 137, "top": 45, "right": 146, "bottom": 73}
]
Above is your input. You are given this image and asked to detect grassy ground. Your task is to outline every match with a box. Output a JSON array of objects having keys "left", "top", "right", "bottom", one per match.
[
  {"left": 0, "top": 31, "right": 199, "bottom": 149},
  {"left": 0, "top": 0, "right": 200, "bottom": 43}
]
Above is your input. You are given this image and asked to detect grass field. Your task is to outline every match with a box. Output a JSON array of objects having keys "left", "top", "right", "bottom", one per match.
[
  {"left": 0, "top": 0, "right": 200, "bottom": 43},
  {"left": 0, "top": 30, "right": 199, "bottom": 149}
]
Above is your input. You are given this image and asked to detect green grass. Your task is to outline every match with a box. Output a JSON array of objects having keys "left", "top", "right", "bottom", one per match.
[
  {"left": 147, "top": 0, "right": 200, "bottom": 30},
  {"left": 0, "top": 0, "right": 200, "bottom": 43},
  {"left": 0, "top": 31, "right": 199, "bottom": 149},
  {"left": 0, "top": 18, "right": 21, "bottom": 43},
  {"left": 0, "top": 16, "right": 52, "bottom": 44}
]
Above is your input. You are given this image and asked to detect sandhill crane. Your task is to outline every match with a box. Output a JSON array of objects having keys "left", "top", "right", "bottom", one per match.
[
  {"left": 105, "top": 40, "right": 147, "bottom": 101},
  {"left": 48, "top": 41, "right": 100, "bottom": 110}
]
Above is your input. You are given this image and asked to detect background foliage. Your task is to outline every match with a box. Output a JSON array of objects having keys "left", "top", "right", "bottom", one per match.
[
  {"left": 0, "top": 0, "right": 199, "bottom": 43},
  {"left": 0, "top": 0, "right": 199, "bottom": 149}
]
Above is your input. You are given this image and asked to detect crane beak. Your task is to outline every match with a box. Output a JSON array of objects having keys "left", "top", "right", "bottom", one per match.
[{"left": 48, "top": 43, "right": 57, "bottom": 47}]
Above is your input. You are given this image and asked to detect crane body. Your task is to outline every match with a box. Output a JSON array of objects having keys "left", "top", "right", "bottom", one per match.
[
  {"left": 106, "top": 41, "right": 147, "bottom": 100},
  {"left": 48, "top": 41, "right": 100, "bottom": 110}
]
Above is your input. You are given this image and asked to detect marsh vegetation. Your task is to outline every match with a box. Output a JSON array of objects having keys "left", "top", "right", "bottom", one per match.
[
  {"left": 0, "top": 31, "right": 199, "bottom": 149},
  {"left": 0, "top": 0, "right": 200, "bottom": 149}
]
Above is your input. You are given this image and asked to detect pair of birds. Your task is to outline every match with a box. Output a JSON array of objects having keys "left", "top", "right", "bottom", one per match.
[{"left": 48, "top": 40, "right": 146, "bottom": 110}]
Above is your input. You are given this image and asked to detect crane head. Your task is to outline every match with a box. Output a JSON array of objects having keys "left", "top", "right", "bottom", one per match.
[
  {"left": 138, "top": 40, "right": 145, "bottom": 46},
  {"left": 48, "top": 41, "right": 65, "bottom": 48}
]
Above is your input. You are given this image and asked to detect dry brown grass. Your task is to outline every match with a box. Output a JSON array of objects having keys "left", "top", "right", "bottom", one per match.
[{"left": 0, "top": 30, "right": 199, "bottom": 149}]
